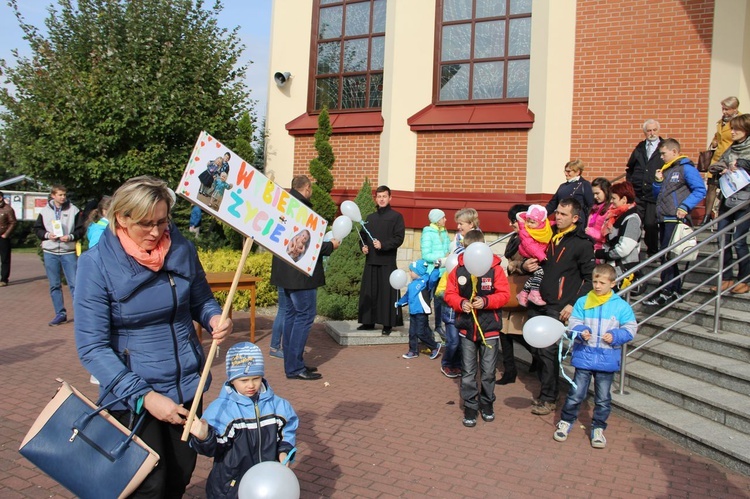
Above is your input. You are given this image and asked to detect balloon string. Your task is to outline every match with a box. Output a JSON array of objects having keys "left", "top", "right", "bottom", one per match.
[
  {"left": 558, "top": 331, "right": 577, "bottom": 390},
  {"left": 470, "top": 278, "right": 490, "bottom": 348},
  {"left": 359, "top": 221, "right": 375, "bottom": 242},
  {"left": 282, "top": 447, "right": 297, "bottom": 466}
]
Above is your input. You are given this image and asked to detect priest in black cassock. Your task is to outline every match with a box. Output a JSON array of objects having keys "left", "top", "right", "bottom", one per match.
[{"left": 357, "top": 185, "right": 405, "bottom": 335}]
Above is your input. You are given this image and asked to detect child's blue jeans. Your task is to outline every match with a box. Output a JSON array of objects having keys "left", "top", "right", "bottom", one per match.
[
  {"left": 559, "top": 368, "right": 614, "bottom": 430},
  {"left": 408, "top": 313, "right": 437, "bottom": 353},
  {"left": 441, "top": 322, "right": 461, "bottom": 369}
]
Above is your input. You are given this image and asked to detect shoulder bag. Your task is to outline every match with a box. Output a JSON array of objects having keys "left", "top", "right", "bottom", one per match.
[
  {"left": 696, "top": 150, "right": 713, "bottom": 173},
  {"left": 669, "top": 221, "right": 698, "bottom": 262},
  {"left": 19, "top": 374, "right": 159, "bottom": 499}
]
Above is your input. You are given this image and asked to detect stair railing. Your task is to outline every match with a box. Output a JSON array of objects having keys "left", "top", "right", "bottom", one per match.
[{"left": 614, "top": 202, "right": 750, "bottom": 394}]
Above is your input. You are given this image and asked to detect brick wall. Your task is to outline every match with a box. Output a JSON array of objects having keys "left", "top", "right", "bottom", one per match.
[
  {"left": 415, "top": 130, "right": 529, "bottom": 192},
  {"left": 571, "top": 0, "right": 714, "bottom": 181},
  {"left": 293, "top": 134, "right": 381, "bottom": 190}
]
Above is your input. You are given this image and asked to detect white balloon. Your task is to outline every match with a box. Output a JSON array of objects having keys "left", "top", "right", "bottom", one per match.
[
  {"left": 445, "top": 253, "right": 459, "bottom": 273},
  {"left": 340, "top": 200, "right": 362, "bottom": 223},
  {"left": 323, "top": 231, "right": 333, "bottom": 242},
  {"left": 331, "top": 215, "right": 352, "bottom": 240},
  {"left": 522, "top": 316, "right": 566, "bottom": 348},
  {"left": 389, "top": 269, "right": 408, "bottom": 289},
  {"left": 463, "top": 242, "right": 494, "bottom": 276},
  {"left": 238, "top": 461, "right": 300, "bottom": 499}
]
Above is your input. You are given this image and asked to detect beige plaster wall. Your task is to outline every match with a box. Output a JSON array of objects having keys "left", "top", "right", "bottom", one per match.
[
  {"left": 378, "top": 0, "right": 435, "bottom": 191},
  {"left": 525, "top": 0, "right": 577, "bottom": 195},
  {"left": 706, "top": 0, "right": 750, "bottom": 142},
  {"left": 265, "top": 0, "right": 313, "bottom": 189}
]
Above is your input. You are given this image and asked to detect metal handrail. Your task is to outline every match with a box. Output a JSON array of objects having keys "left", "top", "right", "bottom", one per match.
[{"left": 615, "top": 202, "right": 750, "bottom": 394}]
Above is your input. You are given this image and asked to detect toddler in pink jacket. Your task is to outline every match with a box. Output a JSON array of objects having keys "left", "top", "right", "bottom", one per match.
[{"left": 516, "top": 205, "right": 552, "bottom": 306}]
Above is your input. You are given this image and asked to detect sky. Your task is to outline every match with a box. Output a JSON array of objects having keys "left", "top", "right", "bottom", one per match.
[{"left": 0, "top": 0, "right": 273, "bottom": 117}]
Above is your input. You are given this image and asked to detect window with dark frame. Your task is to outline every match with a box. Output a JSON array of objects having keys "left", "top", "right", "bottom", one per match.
[
  {"left": 313, "top": 0, "right": 386, "bottom": 111},
  {"left": 438, "top": 0, "right": 532, "bottom": 103}
]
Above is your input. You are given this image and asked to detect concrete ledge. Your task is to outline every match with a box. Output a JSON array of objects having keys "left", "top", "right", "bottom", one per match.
[{"left": 325, "top": 320, "right": 411, "bottom": 346}]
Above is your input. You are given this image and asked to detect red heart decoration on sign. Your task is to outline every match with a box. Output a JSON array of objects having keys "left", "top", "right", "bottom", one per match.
[
  {"left": 184, "top": 181, "right": 189, "bottom": 186},
  {"left": 312, "top": 256, "right": 316, "bottom": 261},
  {"left": 189, "top": 169, "right": 194, "bottom": 175},
  {"left": 195, "top": 157, "right": 200, "bottom": 162},
  {"left": 216, "top": 142, "right": 222, "bottom": 148},
  {"left": 316, "top": 244, "right": 320, "bottom": 248},
  {"left": 319, "top": 232, "right": 323, "bottom": 238},
  {"left": 184, "top": 191, "right": 190, "bottom": 196},
  {"left": 200, "top": 141, "right": 205, "bottom": 147},
  {"left": 207, "top": 136, "right": 213, "bottom": 142},
  {"left": 284, "top": 239, "right": 289, "bottom": 246},
  {"left": 307, "top": 267, "right": 312, "bottom": 272},
  {"left": 293, "top": 226, "right": 299, "bottom": 232}
]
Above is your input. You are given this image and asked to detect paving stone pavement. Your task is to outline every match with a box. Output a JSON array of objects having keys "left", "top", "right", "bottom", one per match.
[{"left": 2, "top": 252, "right": 750, "bottom": 498}]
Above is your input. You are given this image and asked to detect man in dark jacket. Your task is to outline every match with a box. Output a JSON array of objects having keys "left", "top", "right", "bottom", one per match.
[
  {"left": 357, "top": 185, "right": 405, "bottom": 334},
  {"left": 625, "top": 118, "right": 664, "bottom": 256},
  {"left": 0, "top": 191, "right": 18, "bottom": 286},
  {"left": 270, "top": 175, "right": 339, "bottom": 380},
  {"left": 522, "top": 198, "right": 595, "bottom": 415}
]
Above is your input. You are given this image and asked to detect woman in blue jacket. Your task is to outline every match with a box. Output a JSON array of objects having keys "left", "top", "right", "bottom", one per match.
[{"left": 74, "top": 176, "right": 233, "bottom": 498}]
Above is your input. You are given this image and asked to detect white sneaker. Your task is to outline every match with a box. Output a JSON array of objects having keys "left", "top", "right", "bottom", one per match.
[
  {"left": 591, "top": 428, "right": 606, "bottom": 448},
  {"left": 553, "top": 420, "right": 572, "bottom": 442}
]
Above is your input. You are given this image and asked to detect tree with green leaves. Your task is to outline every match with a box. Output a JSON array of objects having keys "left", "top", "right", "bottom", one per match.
[
  {"left": 0, "top": 0, "right": 253, "bottom": 199},
  {"left": 308, "top": 107, "right": 336, "bottom": 224},
  {"left": 232, "top": 111, "right": 257, "bottom": 170},
  {"left": 318, "top": 177, "right": 376, "bottom": 319}
]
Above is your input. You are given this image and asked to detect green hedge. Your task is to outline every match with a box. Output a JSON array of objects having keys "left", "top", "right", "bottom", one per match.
[{"left": 197, "top": 248, "right": 276, "bottom": 309}]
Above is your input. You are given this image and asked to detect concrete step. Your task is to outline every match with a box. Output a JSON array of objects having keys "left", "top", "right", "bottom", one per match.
[
  {"left": 654, "top": 298, "right": 750, "bottom": 336},
  {"left": 610, "top": 389, "right": 750, "bottom": 476},
  {"left": 623, "top": 360, "right": 750, "bottom": 434},
  {"left": 636, "top": 315, "right": 750, "bottom": 363},
  {"left": 626, "top": 336, "right": 750, "bottom": 395}
]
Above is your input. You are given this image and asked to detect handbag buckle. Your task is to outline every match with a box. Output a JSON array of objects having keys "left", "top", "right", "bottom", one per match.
[{"left": 69, "top": 429, "right": 78, "bottom": 443}]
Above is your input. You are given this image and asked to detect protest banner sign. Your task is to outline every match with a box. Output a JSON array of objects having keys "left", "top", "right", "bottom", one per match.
[{"left": 177, "top": 131, "right": 327, "bottom": 276}]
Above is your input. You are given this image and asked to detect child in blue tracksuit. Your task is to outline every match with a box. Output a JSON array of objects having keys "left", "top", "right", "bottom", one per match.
[
  {"left": 396, "top": 259, "right": 441, "bottom": 359},
  {"left": 189, "top": 342, "right": 299, "bottom": 499},
  {"left": 553, "top": 264, "right": 637, "bottom": 449}
]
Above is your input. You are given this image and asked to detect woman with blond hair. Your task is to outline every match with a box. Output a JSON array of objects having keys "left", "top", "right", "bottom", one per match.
[{"left": 74, "top": 176, "right": 233, "bottom": 497}]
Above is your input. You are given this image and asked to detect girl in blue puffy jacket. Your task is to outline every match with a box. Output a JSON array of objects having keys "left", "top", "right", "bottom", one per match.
[{"left": 552, "top": 264, "right": 637, "bottom": 449}]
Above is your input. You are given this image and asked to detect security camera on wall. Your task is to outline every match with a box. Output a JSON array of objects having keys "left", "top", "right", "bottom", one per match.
[{"left": 274, "top": 72, "right": 291, "bottom": 87}]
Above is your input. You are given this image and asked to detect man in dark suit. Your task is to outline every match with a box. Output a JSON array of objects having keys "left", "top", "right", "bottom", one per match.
[{"left": 625, "top": 119, "right": 664, "bottom": 256}]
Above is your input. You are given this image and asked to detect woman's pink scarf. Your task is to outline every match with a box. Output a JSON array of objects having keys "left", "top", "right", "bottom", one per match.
[{"left": 116, "top": 227, "right": 171, "bottom": 272}]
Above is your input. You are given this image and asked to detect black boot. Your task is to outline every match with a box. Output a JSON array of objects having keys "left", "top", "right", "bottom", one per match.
[
  {"left": 462, "top": 407, "right": 477, "bottom": 427},
  {"left": 480, "top": 404, "right": 495, "bottom": 422},
  {"left": 495, "top": 370, "right": 517, "bottom": 385}
]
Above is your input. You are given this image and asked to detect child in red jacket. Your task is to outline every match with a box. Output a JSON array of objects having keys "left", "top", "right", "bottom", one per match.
[{"left": 444, "top": 230, "right": 510, "bottom": 427}]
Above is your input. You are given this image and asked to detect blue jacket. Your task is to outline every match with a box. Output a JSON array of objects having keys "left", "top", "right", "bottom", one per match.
[
  {"left": 653, "top": 157, "right": 706, "bottom": 222},
  {"left": 396, "top": 268, "right": 440, "bottom": 314},
  {"left": 420, "top": 224, "right": 450, "bottom": 265},
  {"left": 190, "top": 380, "right": 298, "bottom": 499},
  {"left": 86, "top": 218, "right": 109, "bottom": 248},
  {"left": 567, "top": 293, "right": 637, "bottom": 372},
  {"left": 74, "top": 225, "right": 222, "bottom": 410}
]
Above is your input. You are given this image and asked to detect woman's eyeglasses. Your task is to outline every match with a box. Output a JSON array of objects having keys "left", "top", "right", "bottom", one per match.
[{"left": 135, "top": 219, "right": 170, "bottom": 230}]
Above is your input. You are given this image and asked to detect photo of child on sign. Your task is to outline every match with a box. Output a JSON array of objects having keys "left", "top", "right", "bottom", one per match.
[
  {"left": 178, "top": 132, "right": 327, "bottom": 276},
  {"left": 286, "top": 229, "right": 311, "bottom": 262}
]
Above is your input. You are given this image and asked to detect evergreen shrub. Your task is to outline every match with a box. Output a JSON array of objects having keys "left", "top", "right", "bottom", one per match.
[
  {"left": 317, "top": 178, "right": 376, "bottom": 319},
  {"left": 196, "top": 247, "right": 276, "bottom": 308}
]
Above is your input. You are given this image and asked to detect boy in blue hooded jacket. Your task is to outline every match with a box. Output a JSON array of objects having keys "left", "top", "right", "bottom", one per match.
[
  {"left": 553, "top": 264, "right": 636, "bottom": 449},
  {"left": 189, "top": 342, "right": 298, "bottom": 499},
  {"left": 396, "top": 259, "right": 441, "bottom": 360}
]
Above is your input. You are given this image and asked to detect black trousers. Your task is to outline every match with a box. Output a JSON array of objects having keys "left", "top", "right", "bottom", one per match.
[
  {"left": 636, "top": 200, "right": 658, "bottom": 256},
  {"left": 527, "top": 306, "right": 560, "bottom": 404},
  {"left": 113, "top": 399, "right": 201, "bottom": 499},
  {"left": 0, "top": 236, "right": 10, "bottom": 283},
  {"left": 498, "top": 332, "right": 533, "bottom": 374}
]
